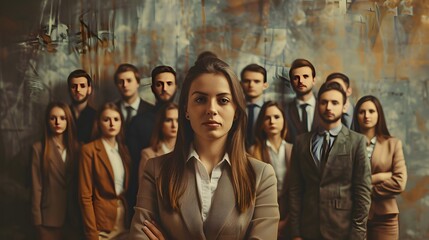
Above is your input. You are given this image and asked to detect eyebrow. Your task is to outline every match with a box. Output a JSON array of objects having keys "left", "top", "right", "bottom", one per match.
[{"left": 191, "top": 91, "right": 232, "bottom": 97}]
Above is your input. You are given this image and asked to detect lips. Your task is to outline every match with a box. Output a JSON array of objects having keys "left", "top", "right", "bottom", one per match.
[{"left": 202, "top": 120, "right": 221, "bottom": 127}]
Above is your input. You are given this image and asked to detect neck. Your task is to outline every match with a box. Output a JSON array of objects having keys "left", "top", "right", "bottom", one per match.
[
  {"left": 267, "top": 134, "right": 282, "bottom": 151},
  {"left": 52, "top": 134, "right": 65, "bottom": 147},
  {"left": 247, "top": 95, "right": 262, "bottom": 104},
  {"left": 124, "top": 94, "right": 138, "bottom": 105},
  {"left": 102, "top": 136, "right": 117, "bottom": 147},
  {"left": 361, "top": 128, "right": 376, "bottom": 143},
  {"left": 163, "top": 137, "right": 176, "bottom": 150},
  {"left": 72, "top": 101, "right": 88, "bottom": 118},
  {"left": 193, "top": 136, "right": 227, "bottom": 174},
  {"left": 297, "top": 92, "right": 313, "bottom": 102},
  {"left": 321, "top": 120, "right": 342, "bottom": 131}
]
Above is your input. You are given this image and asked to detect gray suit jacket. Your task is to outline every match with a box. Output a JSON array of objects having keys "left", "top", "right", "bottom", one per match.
[
  {"left": 288, "top": 126, "right": 371, "bottom": 240},
  {"left": 129, "top": 154, "right": 279, "bottom": 240}
]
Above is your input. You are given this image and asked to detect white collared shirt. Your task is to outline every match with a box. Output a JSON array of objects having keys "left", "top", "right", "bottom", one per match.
[
  {"left": 60, "top": 149, "right": 67, "bottom": 162},
  {"left": 120, "top": 97, "right": 141, "bottom": 121},
  {"left": 266, "top": 140, "right": 287, "bottom": 194},
  {"left": 102, "top": 139, "right": 125, "bottom": 196},
  {"left": 186, "top": 145, "right": 231, "bottom": 222},
  {"left": 295, "top": 95, "right": 316, "bottom": 131},
  {"left": 366, "top": 137, "right": 377, "bottom": 160}
]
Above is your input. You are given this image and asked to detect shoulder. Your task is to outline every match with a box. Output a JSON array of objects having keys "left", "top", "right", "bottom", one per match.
[
  {"left": 139, "top": 99, "right": 155, "bottom": 112},
  {"left": 81, "top": 140, "right": 99, "bottom": 152},
  {"left": 249, "top": 157, "right": 275, "bottom": 179},
  {"left": 378, "top": 136, "right": 402, "bottom": 149},
  {"left": 144, "top": 152, "right": 173, "bottom": 176}
]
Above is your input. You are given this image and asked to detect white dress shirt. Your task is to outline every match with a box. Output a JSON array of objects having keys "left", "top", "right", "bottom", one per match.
[
  {"left": 295, "top": 95, "right": 316, "bottom": 131},
  {"left": 102, "top": 139, "right": 125, "bottom": 196},
  {"left": 266, "top": 140, "right": 287, "bottom": 194},
  {"left": 187, "top": 145, "right": 231, "bottom": 222}
]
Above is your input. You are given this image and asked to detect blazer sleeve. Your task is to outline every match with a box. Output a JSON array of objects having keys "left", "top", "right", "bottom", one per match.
[
  {"left": 372, "top": 139, "right": 407, "bottom": 198},
  {"left": 246, "top": 163, "right": 279, "bottom": 240},
  {"left": 31, "top": 143, "right": 43, "bottom": 226},
  {"left": 350, "top": 135, "right": 372, "bottom": 240},
  {"left": 139, "top": 148, "right": 153, "bottom": 183},
  {"left": 288, "top": 143, "right": 303, "bottom": 238},
  {"left": 78, "top": 145, "right": 99, "bottom": 240},
  {"left": 129, "top": 156, "right": 159, "bottom": 240}
]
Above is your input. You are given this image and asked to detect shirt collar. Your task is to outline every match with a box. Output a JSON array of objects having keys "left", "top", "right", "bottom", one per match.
[
  {"left": 296, "top": 94, "right": 316, "bottom": 108},
  {"left": 101, "top": 138, "right": 118, "bottom": 152},
  {"left": 123, "top": 97, "right": 141, "bottom": 110},
  {"left": 247, "top": 97, "right": 265, "bottom": 108},
  {"left": 266, "top": 139, "right": 287, "bottom": 153},
  {"left": 186, "top": 144, "right": 231, "bottom": 166},
  {"left": 318, "top": 124, "right": 342, "bottom": 137},
  {"left": 370, "top": 136, "right": 377, "bottom": 145}
]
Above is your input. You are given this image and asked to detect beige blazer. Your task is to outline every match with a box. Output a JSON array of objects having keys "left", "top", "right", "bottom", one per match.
[
  {"left": 369, "top": 137, "right": 407, "bottom": 218},
  {"left": 79, "top": 139, "right": 130, "bottom": 240},
  {"left": 129, "top": 154, "right": 280, "bottom": 240},
  {"left": 138, "top": 144, "right": 170, "bottom": 182},
  {"left": 31, "top": 140, "right": 76, "bottom": 227}
]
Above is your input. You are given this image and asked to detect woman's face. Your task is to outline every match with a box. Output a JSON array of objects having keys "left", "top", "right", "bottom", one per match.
[
  {"left": 262, "top": 106, "right": 284, "bottom": 138},
  {"left": 357, "top": 101, "right": 378, "bottom": 130},
  {"left": 49, "top": 106, "right": 67, "bottom": 136},
  {"left": 100, "top": 109, "right": 122, "bottom": 138},
  {"left": 186, "top": 73, "right": 237, "bottom": 143},
  {"left": 162, "top": 108, "right": 178, "bottom": 140}
]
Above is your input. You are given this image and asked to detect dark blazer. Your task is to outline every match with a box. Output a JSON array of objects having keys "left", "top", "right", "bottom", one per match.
[
  {"left": 115, "top": 98, "right": 154, "bottom": 129},
  {"left": 78, "top": 139, "right": 130, "bottom": 240},
  {"left": 129, "top": 154, "right": 280, "bottom": 240},
  {"left": 71, "top": 104, "right": 97, "bottom": 144},
  {"left": 288, "top": 126, "right": 372, "bottom": 240},
  {"left": 369, "top": 137, "right": 407, "bottom": 218},
  {"left": 285, "top": 98, "right": 320, "bottom": 143},
  {"left": 31, "top": 140, "right": 81, "bottom": 228}
]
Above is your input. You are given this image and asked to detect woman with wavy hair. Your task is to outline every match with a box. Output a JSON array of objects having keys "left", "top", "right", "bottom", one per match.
[
  {"left": 79, "top": 102, "right": 130, "bottom": 240},
  {"left": 353, "top": 95, "right": 407, "bottom": 240},
  {"left": 129, "top": 57, "right": 279, "bottom": 239},
  {"left": 31, "top": 102, "right": 82, "bottom": 240}
]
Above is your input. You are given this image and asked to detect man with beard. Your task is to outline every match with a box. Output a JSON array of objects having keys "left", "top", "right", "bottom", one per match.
[
  {"left": 288, "top": 81, "right": 371, "bottom": 240},
  {"left": 125, "top": 65, "right": 177, "bottom": 222},
  {"left": 67, "top": 69, "right": 96, "bottom": 143},
  {"left": 285, "top": 59, "right": 320, "bottom": 143}
]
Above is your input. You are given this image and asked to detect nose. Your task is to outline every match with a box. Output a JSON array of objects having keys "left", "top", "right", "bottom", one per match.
[
  {"left": 326, "top": 102, "right": 332, "bottom": 110},
  {"left": 172, "top": 120, "right": 177, "bottom": 128},
  {"left": 55, "top": 118, "right": 59, "bottom": 125},
  {"left": 108, "top": 119, "right": 114, "bottom": 126},
  {"left": 206, "top": 99, "right": 218, "bottom": 116},
  {"left": 161, "top": 83, "right": 166, "bottom": 92}
]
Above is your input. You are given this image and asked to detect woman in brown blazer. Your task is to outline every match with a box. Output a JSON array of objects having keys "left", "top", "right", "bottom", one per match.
[
  {"left": 31, "top": 102, "right": 83, "bottom": 240},
  {"left": 129, "top": 57, "right": 279, "bottom": 239},
  {"left": 138, "top": 102, "right": 178, "bottom": 181},
  {"left": 79, "top": 102, "right": 130, "bottom": 240},
  {"left": 248, "top": 101, "right": 292, "bottom": 238},
  {"left": 354, "top": 95, "right": 407, "bottom": 240}
]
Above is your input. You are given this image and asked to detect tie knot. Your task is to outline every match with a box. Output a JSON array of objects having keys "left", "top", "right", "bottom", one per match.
[
  {"left": 248, "top": 104, "right": 256, "bottom": 110},
  {"left": 300, "top": 103, "right": 309, "bottom": 110}
]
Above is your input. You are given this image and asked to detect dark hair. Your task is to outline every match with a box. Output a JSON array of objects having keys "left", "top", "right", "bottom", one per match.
[
  {"left": 195, "top": 51, "right": 218, "bottom": 63},
  {"left": 149, "top": 102, "right": 178, "bottom": 150},
  {"left": 240, "top": 63, "right": 267, "bottom": 83},
  {"left": 114, "top": 63, "right": 140, "bottom": 84},
  {"left": 67, "top": 69, "right": 92, "bottom": 87},
  {"left": 353, "top": 95, "right": 391, "bottom": 139},
  {"left": 151, "top": 65, "right": 177, "bottom": 85},
  {"left": 42, "top": 102, "right": 78, "bottom": 182},
  {"left": 326, "top": 72, "right": 350, "bottom": 88},
  {"left": 288, "top": 58, "right": 316, "bottom": 81},
  {"left": 158, "top": 57, "right": 256, "bottom": 213},
  {"left": 317, "top": 81, "right": 347, "bottom": 105},
  {"left": 252, "top": 101, "right": 287, "bottom": 163}
]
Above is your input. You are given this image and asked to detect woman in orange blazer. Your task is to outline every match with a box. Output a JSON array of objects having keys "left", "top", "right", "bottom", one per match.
[
  {"left": 31, "top": 102, "right": 83, "bottom": 240},
  {"left": 79, "top": 102, "right": 130, "bottom": 240},
  {"left": 354, "top": 95, "right": 407, "bottom": 240},
  {"left": 138, "top": 102, "right": 178, "bottom": 180}
]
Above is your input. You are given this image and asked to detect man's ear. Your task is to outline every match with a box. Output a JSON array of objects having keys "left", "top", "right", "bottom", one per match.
[
  {"left": 263, "top": 82, "right": 269, "bottom": 90},
  {"left": 346, "top": 87, "right": 352, "bottom": 97},
  {"left": 88, "top": 85, "right": 93, "bottom": 95}
]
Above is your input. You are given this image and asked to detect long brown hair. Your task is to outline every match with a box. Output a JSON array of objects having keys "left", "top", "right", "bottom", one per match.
[
  {"left": 158, "top": 57, "right": 256, "bottom": 212},
  {"left": 42, "top": 102, "right": 78, "bottom": 182},
  {"left": 252, "top": 101, "right": 287, "bottom": 163},
  {"left": 353, "top": 95, "right": 391, "bottom": 139},
  {"left": 91, "top": 102, "right": 130, "bottom": 163},
  {"left": 149, "top": 102, "right": 179, "bottom": 151}
]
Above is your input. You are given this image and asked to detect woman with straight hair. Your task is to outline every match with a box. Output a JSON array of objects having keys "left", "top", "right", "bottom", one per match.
[
  {"left": 353, "top": 95, "right": 407, "bottom": 240},
  {"left": 79, "top": 102, "right": 130, "bottom": 240},
  {"left": 129, "top": 57, "right": 279, "bottom": 239},
  {"left": 31, "top": 102, "right": 83, "bottom": 240},
  {"left": 249, "top": 100, "right": 292, "bottom": 238},
  {"left": 138, "top": 102, "right": 178, "bottom": 181}
]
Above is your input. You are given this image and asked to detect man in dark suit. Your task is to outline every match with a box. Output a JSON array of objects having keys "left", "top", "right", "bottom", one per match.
[
  {"left": 288, "top": 81, "right": 371, "bottom": 240},
  {"left": 124, "top": 65, "right": 177, "bottom": 222},
  {"left": 114, "top": 63, "right": 154, "bottom": 129},
  {"left": 285, "top": 59, "right": 320, "bottom": 143},
  {"left": 325, "top": 72, "right": 355, "bottom": 129},
  {"left": 67, "top": 69, "right": 96, "bottom": 143},
  {"left": 240, "top": 63, "right": 268, "bottom": 149}
]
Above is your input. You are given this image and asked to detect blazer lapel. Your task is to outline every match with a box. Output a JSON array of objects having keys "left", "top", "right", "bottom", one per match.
[
  {"left": 204, "top": 166, "right": 236, "bottom": 240},
  {"left": 48, "top": 139, "right": 67, "bottom": 186},
  {"left": 179, "top": 162, "right": 205, "bottom": 240},
  {"left": 95, "top": 139, "right": 115, "bottom": 186},
  {"left": 289, "top": 101, "right": 304, "bottom": 134},
  {"left": 306, "top": 133, "right": 322, "bottom": 176},
  {"left": 321, "top": 126, "right": 349, "bottom": 179}
]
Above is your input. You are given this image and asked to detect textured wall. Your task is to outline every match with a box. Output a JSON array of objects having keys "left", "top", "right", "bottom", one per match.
[{"left": 0, "top": 0, "right": 428, "bottom": 239}]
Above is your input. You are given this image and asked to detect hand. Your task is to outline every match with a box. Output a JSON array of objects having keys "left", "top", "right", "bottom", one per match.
[{"left": 143, "top": 220, "right": 166, "bottom": 240}]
